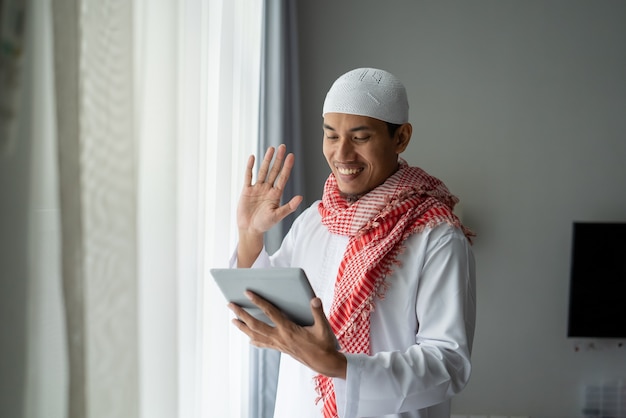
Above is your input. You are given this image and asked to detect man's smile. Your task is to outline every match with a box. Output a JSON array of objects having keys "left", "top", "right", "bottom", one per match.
[{"left": 336, "top": 166, "right": 364, "bottom": 176}]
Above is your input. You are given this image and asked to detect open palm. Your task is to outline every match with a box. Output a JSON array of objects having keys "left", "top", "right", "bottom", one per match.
[{"left": 238, "top": 145, "right": 303, "bottom": 235}]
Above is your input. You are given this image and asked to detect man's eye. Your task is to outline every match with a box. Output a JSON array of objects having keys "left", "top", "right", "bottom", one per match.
[
  {"left": 354, "top": 136, "right": 370, "bottom": 141},
  {"left": 325, "top": 135, "right": 339, "bottom": 140}
]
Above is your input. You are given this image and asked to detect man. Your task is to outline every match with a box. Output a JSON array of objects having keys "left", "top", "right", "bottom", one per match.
[{"left": 229, "top": 68, "right": 476, "bottom": 418}]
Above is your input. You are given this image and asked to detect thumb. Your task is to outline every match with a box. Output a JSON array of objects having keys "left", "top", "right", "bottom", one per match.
[
  {"left": 311, "top": 297, "right": 341, "bottom": 351},
  {"left": 310, "top": 297, "right": 326, "bottom": 323}
]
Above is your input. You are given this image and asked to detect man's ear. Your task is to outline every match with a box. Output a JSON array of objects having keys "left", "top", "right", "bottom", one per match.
[{"left": 395, "top": 123, "right": 412, "bottom": 153}]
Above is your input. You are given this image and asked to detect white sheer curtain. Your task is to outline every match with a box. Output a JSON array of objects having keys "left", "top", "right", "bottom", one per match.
[
  {"left": 24, "top": 0, "right": 263, "bottom": 417},
  {"left": 199, "top": 0, "right": 263, "bottom": 417},
  {"left": 24, "top": 2, "right": 66, "bottom": 418}
]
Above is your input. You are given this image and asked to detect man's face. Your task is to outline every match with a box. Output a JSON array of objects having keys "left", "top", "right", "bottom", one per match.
[{"left": 322, "top": 113, "right": 410, "bottom": 198}]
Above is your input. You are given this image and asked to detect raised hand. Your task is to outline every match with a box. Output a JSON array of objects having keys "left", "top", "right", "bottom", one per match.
[{"left": 236, "top": 144, "right": 303, "bottom": 267}]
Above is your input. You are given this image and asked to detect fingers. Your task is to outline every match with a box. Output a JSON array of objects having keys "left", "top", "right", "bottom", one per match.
[
  {"left": 228, "top": 300, "right": 275, "bottom": 338},
  {"left": 230, "top": 316, "right": 274, "bottom": 349},
  {"left": 255, "top": 147, "right": 275, "bottom": 184},
  {"left": 228, "top": 292, "right": 286, "bottom": 349},
  {"left": 272, "top": 151, "right": 294, "bottom": 192},
  {"left": 266, "top": 145, "right": 287, "bottom": 186},
  {"left": 231, "top": 293, "right": 343, "bottom": 369},
  {"left": 253, "top": 144, "right": 293, "bottom": 188},
  {"left": 244, "top": 290, "right": 286, "bottom": 327},
  {"left": 243, "top": 154, "right": 255, "bottom": 187}
]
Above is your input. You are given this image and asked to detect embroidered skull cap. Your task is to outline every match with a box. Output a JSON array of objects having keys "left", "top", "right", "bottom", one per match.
[{"left": 322, "top": 68, "right": 409, "bottom": 125}]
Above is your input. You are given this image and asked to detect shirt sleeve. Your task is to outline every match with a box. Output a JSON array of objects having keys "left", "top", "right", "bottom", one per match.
[
  {"left": 229, "top": 246, "right": 272, "bottom": 268},
  {"left": 229, "top": 203, "right": 316, "bottom": 268},
  {"left": 335, "top": 227, "right": 476, "bottom": 418}
]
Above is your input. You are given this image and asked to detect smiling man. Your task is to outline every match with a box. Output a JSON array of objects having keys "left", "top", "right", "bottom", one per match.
[
  {"left": 230, "top": 68, "right": 476, "bottom": 418},
  {"left": 322, "top": 113, "right": 411, "bottom": 202}
]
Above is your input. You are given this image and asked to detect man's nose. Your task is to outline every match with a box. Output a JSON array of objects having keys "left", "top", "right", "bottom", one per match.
[{"left": 336, "top": 137, "right": 355, "bottom": 159}]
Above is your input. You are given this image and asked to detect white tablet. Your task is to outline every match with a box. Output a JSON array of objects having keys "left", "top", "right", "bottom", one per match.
[{"left": 210, "top": 267, "right": 316, "bottom": 327}]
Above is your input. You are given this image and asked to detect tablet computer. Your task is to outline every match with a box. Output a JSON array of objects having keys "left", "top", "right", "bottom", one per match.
[{"left": 210, "top": 267, "right": 316, "bottom": 327}]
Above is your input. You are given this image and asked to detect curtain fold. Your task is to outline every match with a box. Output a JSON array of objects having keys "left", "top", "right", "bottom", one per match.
[
  {"left": 38, "top": 1, "right": 262, "bottom": 417},
  {"left": 134, "top": 0, "right": 179, "bottom": 417},
  {"left": 251, "top": 1, "right": 304, "bottom": 417},
  {"left": 176, "top": 1, "right": 205, "bottom": 416},
  {"left": 50, "top": 1, "right": 87, "bottom": 417},
  {"left": 51, "top": 1, "right": 182, "bottom": 417},
  {"left": 52, "top": 1, "right": 140, "bottom": 417},
  {"left": 259, "top": 0, "right": 304, "bottom": 253},
  {"left": 24, "top": 1, "right": 67, "bottom": 417}
]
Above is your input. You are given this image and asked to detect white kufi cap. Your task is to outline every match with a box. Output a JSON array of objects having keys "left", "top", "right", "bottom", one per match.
[{"left": 322, "top": 68, "right": 409, "bottom": 124}]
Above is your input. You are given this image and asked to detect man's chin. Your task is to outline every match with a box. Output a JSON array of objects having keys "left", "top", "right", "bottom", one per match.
[{"left": 339, "top": 191, "right": 364, "bottom": 204}]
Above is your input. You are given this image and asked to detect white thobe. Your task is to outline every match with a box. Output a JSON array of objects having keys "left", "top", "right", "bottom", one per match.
[{"left": 238, "top": 201, "right": 476, "bottom": 418}]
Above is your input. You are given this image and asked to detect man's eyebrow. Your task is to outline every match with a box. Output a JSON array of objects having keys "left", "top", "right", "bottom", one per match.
[{"left": 323, "top": 124, "right": 372, "bottom": 132}]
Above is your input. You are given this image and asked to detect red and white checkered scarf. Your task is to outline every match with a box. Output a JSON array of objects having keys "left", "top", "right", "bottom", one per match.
[{"left": 314, "top": 159, "right": 473, "bottom": 418}]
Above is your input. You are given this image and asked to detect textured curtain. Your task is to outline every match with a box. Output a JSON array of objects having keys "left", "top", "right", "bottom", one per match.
[
  {"left": 31, "top": 1, "right": 262, "bottom": 417},
  {"left": 51, "top": 1, "right": 141, "bottom": 417},
  {"left": 250, "top": 1, "right": 304, "bottom": 417},
  {"left": 49, "top": 0, "right": 181, "bottom": 417}
]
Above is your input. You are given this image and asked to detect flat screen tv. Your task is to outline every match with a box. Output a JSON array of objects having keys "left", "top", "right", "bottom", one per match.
[{"left": 567, "top": 222, "right": 626, "bottom": 338}]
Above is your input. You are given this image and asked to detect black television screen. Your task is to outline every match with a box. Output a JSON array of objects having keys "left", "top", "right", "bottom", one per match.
[{"left": 567, "top": 222, "right": 626, "bottom": 338}]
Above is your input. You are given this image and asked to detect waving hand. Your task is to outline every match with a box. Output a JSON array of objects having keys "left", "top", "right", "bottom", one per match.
[{"left": 237, "top": 145, "right": 303, "bottom": 266}]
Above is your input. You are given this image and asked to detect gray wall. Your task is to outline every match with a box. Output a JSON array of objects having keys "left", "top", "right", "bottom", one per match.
[{"left": 297, "top": 1, "right": 626, "bottom": 417}]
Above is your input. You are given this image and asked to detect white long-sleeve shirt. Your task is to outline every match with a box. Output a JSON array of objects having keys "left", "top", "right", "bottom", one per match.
[{"left": 239, "top": 201, "right": 476, "bottom": 418}]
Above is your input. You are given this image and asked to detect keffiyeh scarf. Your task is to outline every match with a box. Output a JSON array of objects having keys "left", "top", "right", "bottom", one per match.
[{"left": 314, "top": 159, "right": 474, "bottom": 418}]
